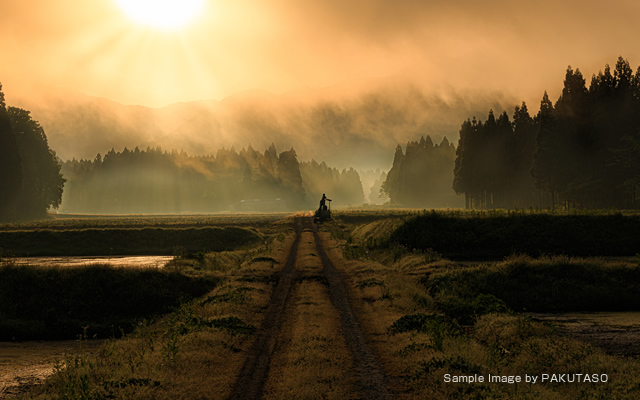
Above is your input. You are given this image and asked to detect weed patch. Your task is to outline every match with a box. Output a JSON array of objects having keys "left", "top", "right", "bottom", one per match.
[
  {"left": 425, "top": 255, "right": 640, "bottom": 312},
  {"left": 0, "top": 226, "right": 262, "bottom": 256},
  {"left": 0, "top": 264, "right": 220, "bottom": 340}
]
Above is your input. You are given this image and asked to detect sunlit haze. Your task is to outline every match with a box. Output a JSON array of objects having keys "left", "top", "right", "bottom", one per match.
[
  {"left": 115, "top": 0, "right": 205, "bottom": 29},
  {"left": 1, "top": 0, "right": 640, "bottom": 169},
  {"left": 2, "top": 0, "right": 638, "bottom": 108}
]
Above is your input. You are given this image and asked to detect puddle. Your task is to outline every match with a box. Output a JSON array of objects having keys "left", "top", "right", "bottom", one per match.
[
  {"left": 530, "top": 312, "right": 640, "bottom": 358},
  {"left": 9, "top": 255, "right": 174, "bottom": 268}
]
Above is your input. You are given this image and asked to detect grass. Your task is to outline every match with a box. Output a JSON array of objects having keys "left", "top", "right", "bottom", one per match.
[
  {"left": 320, "top": 214, "right": 640, "bottom": 399},
  {"left": 0, "top": 264, "right": 220, "bottom": 340},
  {"left": 0, "top": 213, "right": 287, "bottom": 231},
  {"left": 337, "top": 210, "right": 640, "bottom": 259},
  {"left": 263, "top": 230, "right": 358, "bottom": 399},
  {"left": 425, "top": 254, "right": 640, "bottom": 312},
  {"left": 0, "top": 226, "right": 263, "bottom": 256},
  {"left": 13, "top": 221, "right": 292, "bottom": 400},
  {"left": 11, "top": 210, "right": 640, "bottom": 399}
]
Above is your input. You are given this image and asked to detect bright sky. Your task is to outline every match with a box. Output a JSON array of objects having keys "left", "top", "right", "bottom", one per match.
[{"left": 1, "top": 0, "right": 639, "bottom": 107}]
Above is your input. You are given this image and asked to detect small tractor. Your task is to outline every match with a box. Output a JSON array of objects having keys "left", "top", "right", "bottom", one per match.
[{"left": 313, "top": 199, "right": 332, "bottom": 223}]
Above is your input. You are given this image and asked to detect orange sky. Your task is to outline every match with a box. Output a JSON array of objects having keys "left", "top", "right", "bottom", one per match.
[{"left": 1, "top": 0, "right": 639, "bottom": 108}]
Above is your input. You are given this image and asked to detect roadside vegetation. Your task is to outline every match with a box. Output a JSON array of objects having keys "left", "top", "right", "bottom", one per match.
[
  {"left": 8, "top": 210, "right": 640, "bottom": 399},
  {"left": 8, "top": 217, "right": 291, "bottom": 399},
  {"left": 0, "top": 264, "right": 219, "bottom": 341},
  {"left": 0, "top": 213, "right": 287, "bottom": 231},
  {"left": 324, "top": 210, "right": 640, "bottom": 399},
  {"left": 0, "top": 226, "right": 263, "bottom": 256},
  {"left": 343, "top": 208, "right": 640, "bottom": 259}
]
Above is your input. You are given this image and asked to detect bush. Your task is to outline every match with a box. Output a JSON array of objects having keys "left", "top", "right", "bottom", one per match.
[
  {"left": 0, "top": 226, "right": 262, "bottom": 256},
  {"left": 388, "top": 213, "right": 640, "bottom": 259},
  {"left": 0, "top": 264, "right": 220, "bottom": 340},
  {"left": 425, "top": 256, "right": 640, "bottom": 312}
]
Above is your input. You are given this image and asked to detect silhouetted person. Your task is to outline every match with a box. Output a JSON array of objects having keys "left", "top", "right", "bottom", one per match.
[{"left": 319, "top": 193, "right": 331, "bottom": 212}]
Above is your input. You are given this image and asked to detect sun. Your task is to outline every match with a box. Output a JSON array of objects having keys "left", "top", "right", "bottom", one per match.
[{"left": 115, "top": 0, "right": 205, "bottom": 29}]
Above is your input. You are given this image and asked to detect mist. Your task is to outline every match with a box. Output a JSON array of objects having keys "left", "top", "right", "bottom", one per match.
[
  {"left": 13, "top": 81, "right": 516, "bottom": 172},
  {"left": 3, "top": 0, "right": 640, "bottom": 214}
]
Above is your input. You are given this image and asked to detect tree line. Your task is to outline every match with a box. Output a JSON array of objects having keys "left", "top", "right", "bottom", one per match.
[
  {"left": 382, "top": 57, "right": 640, "bottom": 210},
  {"left": 381, "top": 136, "right": 462, "bottom": 208},
  {"left": 300, "top": 160, "right": 365, "bottom": 207},
  {"left": 61, "top": 144, "right": 365, "bottom": 213},
  {"left": 0, "top": 84, "right": 65, "bottom": 221},
  {"left": 453, "top": 57, "right": 640, "bottom": 209}
]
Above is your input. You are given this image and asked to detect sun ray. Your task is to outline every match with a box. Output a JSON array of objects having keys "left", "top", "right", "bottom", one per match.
[{"left": 115, "top": 0, "right": 205, "bottom": 30}]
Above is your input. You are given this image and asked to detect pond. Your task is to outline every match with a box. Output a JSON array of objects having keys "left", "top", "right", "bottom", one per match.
[
  {"left": 9, "top": 255, "right": 175, "bottom": 268},
  {"left": 529, "top": 311, "right": 640, "bottom": 359}
]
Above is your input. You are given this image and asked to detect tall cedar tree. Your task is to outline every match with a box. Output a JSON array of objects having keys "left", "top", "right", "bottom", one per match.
[
  {"left": 456, "top": 57, "right": 640, "bottom": 209},
  {"left": 382, "top": 136, "right": 459, "bottom": 207}
]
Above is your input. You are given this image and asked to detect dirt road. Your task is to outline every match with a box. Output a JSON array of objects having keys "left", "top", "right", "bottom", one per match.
[{"left": 229, "top": 217, "right": 390, "bottom": 399}]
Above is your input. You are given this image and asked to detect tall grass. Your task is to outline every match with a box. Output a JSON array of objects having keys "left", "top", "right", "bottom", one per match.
[
  {"left": 345, "top": 211, "right": 640, "bottom": 259},
  {"left": 0, "top": 264, "right": 220, "bottom": 340},
  {"left": 0, "top": 226, "right": 262, "bottom": 256},
  {"left": 13, "top": 223, "right": 291, "bottom": 400},
  {"left": 324, "top": 214, "right": 640, "bottom": 399},
  {"left": 426, "top": 255, "right": 640, "bottom": 312}
]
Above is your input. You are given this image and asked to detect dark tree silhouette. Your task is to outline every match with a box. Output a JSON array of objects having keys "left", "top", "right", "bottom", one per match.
[
  {"left": 8, "top": 107, "right": 65, "bottom": 218},
  {"left": 0, "top": 85, "right": 64, "bottom": 221},
  {"left": 0, "top": 84, "right": 23, "bottom": 220},
  {"left": 59, "top": 144, "right": 360, "bottom": 213},
  {"left": 455, "top": 57, "right": 640, "bottom": 209},
  {"left": 382, "top": 136, "right": 461, "bottom": 207}
]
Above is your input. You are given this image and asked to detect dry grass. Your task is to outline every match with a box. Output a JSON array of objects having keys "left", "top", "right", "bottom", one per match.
[
  {"left": 320, "top": 221, "right": 640, "bottom": 399},
  {"left": 18, "top": 225, "right": 295, "bottom": 400}
]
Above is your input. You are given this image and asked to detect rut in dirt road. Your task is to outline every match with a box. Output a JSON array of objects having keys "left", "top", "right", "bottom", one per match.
[
  {"left": 312, "top": 223, "right": 392, "bottom": 400},
  {"left": 227, "top": 218, "right": 302, "bottom": 400},
  {"left": 228, "top": 217, "right": 390, "bottom": 399}
]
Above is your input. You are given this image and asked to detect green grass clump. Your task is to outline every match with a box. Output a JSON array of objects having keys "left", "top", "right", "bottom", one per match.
[
  {"left": 344, "top": 211, "right": 640, "bottom": 259},
  {"left": 390, "top": 212, "right": 640, "bottom": 259},
  {"left": 0, "top": 226, "right": 262, "bottom": 256},
  {"left": 436, "top": 293, "right": 511, "bottom": 325},
  {"left": 0, "top": 264, "right": 220, "bottom": 340},
  {"left": 425, "top": 255, "right": 640, "bottom": 312}
]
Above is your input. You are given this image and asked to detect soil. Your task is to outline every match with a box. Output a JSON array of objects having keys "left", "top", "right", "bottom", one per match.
[
  {"left": 228, "top": 217, "right": 392, "bottom": 399},
  {"left": 227, "top": 218, "right": 302, "bottom": 399},
  {"left": 312, "top": 223, "right": 391, "bottom": 399}
]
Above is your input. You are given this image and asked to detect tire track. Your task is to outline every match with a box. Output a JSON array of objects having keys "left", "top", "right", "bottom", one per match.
[
  {"left": 228, "top": 217, "right": 390, "bottom": 399},
  {"left": 227, "top": 218, "right": 302, "bottom": 400},
  {"left": 312, "top": 223, "right": 392, "bottom": 400}
]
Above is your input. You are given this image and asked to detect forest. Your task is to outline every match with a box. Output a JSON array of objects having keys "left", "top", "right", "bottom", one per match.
[
  {"left": 380, "top": 136, "right": 462, "bottom": 208},
  {"left": 452, "top": 57, "right": 640, "bottom": 209},
  {"left": 60, "top": 145, "right": 365, "bottom": 214},
  {"left": 3, "top": 56, "right": 640, "bottom": 219},
  {"left": 380, "top": 56, "right": 640, "bottom": 210}
]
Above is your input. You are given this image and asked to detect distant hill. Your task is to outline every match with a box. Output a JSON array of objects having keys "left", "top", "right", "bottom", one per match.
[{"left": 13, "top": 81, "right": 516, "bottom": 170}]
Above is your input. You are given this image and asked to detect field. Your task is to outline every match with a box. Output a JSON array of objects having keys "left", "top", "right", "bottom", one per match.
[{"left": 2, "top": 210, "right": 640, "bottom": 399}]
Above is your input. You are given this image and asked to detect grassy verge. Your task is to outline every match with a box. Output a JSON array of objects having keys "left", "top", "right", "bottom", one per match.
[
  {"left": 14, "top": 222, "right": 292, "bottom": 400},
  {"left": 0, "top": 226, "right": 262, "bottom": 256},
  {"left": 341, "top": 210, "right": 640, "bottom": 259},
  {"left": 322, "top": 215, "right": 640, "bottom": 399},
  {"left": 0, "top": 264, "right": 220, "bottom": 340},
  {"left": 426, "top": 254, "right": 640, "bottom": 312}
]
